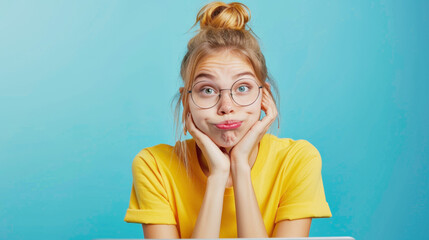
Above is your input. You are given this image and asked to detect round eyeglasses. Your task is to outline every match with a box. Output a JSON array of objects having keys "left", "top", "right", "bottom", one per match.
[{"left": 188, "top": 78, "right": 263, "bottom": 109}]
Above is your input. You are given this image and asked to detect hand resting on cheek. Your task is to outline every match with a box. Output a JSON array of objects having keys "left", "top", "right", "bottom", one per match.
[
  {"left": 185, "top": 112, "right": 231, "bottom": 178},
  {"left": 229, "top": 85, "right": 278, "bottom": 165}
]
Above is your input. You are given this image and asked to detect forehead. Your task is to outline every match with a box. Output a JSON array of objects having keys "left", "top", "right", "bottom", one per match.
[{"left": 194, "top": 51, "right": 255, "bottom": 81}]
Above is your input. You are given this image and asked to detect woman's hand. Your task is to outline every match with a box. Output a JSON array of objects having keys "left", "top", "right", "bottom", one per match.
[
  {"left": 230, "top": 85, "right": 278, "bottom": 165},
  {"left": 185, "top": 113, "right": 231, "bottom": 178}
]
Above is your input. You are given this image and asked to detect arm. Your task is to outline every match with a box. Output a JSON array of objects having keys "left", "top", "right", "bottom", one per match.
[
  {"left": 229, "top": 85, "right": 278, "bottom": 237},
  {"left": 231, "top": 162, "right": 268, "bottom": 238},
  {"left": 142, "top": 224, "right": 179, "bottom": 239},
  {"left": 191, "top": 174, "right": 229, "bottom": 238},
  {"left": 272, "top": 218, "right": 312, "bottom": 237},
  {"left": 185, "top": 113, "right": 231, "bottom": 238},
  {"left": 231, "top": 162, "right": 313, "bottom": 238}
]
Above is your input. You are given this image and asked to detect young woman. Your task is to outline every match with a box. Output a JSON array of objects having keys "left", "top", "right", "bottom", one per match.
[{"left": 124, "top": 1, "right": 331, "bottom": 238}]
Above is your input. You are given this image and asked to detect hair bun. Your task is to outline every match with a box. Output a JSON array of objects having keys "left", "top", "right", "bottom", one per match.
[{"left": 195, "top": 1, "right": 250, "bottom": 30}]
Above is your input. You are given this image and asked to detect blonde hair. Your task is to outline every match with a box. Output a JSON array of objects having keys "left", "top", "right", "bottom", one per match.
[{"left": 172, "top": 1, "right": 280, "bottom": 174}]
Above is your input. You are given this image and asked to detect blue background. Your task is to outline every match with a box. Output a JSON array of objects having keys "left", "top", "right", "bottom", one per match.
[{"left": 1, "top": 0, "right": 428, "bottom": 239}]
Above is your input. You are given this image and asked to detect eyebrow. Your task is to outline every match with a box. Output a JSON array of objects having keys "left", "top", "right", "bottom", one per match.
[
  {"left": 194, "top": 71, "right": 256, "bottom": 81},
  {"left": 194, "top": 73, "right": 214, "bottom": 81},
  {"left": 234, "top": 71, "right": 256, "bottom": 79}
]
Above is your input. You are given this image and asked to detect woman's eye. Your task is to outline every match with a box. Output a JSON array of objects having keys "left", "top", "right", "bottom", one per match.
[
  {"left": 202, "top": 87, "right": 215, "bottom": 94},
  {"left": 237, "top": 85, "right": 249, "bottom": 92}
]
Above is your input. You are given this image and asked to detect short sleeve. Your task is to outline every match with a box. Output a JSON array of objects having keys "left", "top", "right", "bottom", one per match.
[
  {"left": 275, "top": 141, "right": 332, "bottom": 222},
  {"left": 124, "top": 149, "right": 176, "bottom": 224}
]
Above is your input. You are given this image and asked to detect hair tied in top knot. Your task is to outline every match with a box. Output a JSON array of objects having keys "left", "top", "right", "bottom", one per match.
[{"left": 195, "top": 1, "right": 250, "bottom": 30}]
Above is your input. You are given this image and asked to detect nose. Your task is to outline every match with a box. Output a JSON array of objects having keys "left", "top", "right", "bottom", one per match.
[{"left": 217, "top": 90, "right": 235, "bottom": 115}]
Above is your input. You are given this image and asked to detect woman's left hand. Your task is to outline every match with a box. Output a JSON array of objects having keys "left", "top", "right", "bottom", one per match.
[{"left": 230, "top": 84, "right": 278, "bottom": 165}]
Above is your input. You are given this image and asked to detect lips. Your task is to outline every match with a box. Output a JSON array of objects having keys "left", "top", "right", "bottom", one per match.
[{"left": 215, "top": 120, "right": 242, "bottom": 130}]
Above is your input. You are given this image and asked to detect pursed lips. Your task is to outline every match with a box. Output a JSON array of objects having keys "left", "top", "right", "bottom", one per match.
[{"left": 214, "top": 120, "right": 243, "bottom": 130}]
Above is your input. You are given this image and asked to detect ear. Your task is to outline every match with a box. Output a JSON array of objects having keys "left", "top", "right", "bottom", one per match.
[
  {"left": 179, "top": 87, "right": 184, "bottom": 94},
  {"left": 264, "top": 82, "right": 271, "bottom": 90}
]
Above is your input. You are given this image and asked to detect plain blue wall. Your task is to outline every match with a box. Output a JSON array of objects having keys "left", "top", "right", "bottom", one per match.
[{"left": 1, "top": 0, "right": 428, "bottom": 239}]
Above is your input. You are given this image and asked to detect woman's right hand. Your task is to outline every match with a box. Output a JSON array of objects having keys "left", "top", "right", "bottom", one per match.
[{"left": 185, "top": 112, "right": 231, "bottom": 179}]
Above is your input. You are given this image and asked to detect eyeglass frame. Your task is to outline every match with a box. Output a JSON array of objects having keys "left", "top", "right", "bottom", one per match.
[{"left": 187, "top": 78, "right": 264, "bottom": 109}]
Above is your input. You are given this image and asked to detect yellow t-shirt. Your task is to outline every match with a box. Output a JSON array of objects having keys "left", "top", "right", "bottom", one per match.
[{"left": 124, "top": 134, "right": 331, "bottom": 238}]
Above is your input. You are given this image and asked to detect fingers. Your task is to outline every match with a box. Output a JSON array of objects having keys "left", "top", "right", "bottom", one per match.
[
  {"left": 262, "top": 80, "right": 271, "bottom": 89},
  {"left": 259, "top": 88, "right": 278, "bottom": 132},
  {"left": 238, "top": 88, "right": 277, "bottom": 145}
]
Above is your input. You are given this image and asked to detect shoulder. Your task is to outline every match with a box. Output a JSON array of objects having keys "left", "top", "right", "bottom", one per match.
[
  {"left": 263, "top": 134, "right": 322, "bottom": 168},
  {"left": 131, "top": 143, "right": 176, "bottom": 172},
  {"left": 264, "top": 134, "right": 320, "bottom": 157}
]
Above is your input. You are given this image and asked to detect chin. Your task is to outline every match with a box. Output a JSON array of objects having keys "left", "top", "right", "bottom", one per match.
[
  {"left": 211, "top": 131, "right": 243, "bottom": 149},
  {"left": 214, "top": 139, "right": 236, "bottom": 149}
]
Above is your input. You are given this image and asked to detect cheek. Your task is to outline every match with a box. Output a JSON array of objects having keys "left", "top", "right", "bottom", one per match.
[
  {"left": 189, "top": 108, "right": 210, "bottom": 131},
  {"left": 246, "top": 100, "right": 262, "bottom": 120}
]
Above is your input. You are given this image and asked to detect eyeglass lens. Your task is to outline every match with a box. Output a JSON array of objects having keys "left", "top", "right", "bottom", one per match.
[{"left": 191, "top": 79, "right": 261, "bottom": 109}]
